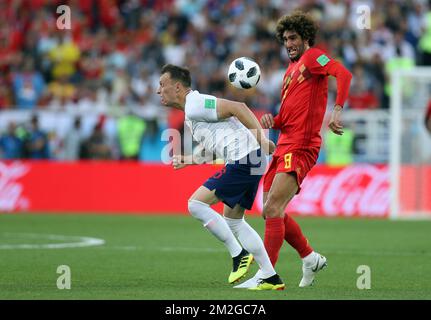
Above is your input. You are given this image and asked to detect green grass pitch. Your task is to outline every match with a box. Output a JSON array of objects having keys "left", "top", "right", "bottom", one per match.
[{"left": 0, "top": 213, "right": 430, "bottom": 300}]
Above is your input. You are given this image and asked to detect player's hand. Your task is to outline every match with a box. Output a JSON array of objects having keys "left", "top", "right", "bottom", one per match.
[
  {"left": 172, "top": 155, "right": 188, "bottom": 170},
  {"left": 260, "top": 114, "right": 275, "bottom": 129},
  {"left": 268, "top": 139, "right": 275, "bottom": 155},
  {"left": 261, "top": 138, "right": 275, "bottom": 155},
  {"left": 328, "top": 105, "right": 344, "bottom": 135}
]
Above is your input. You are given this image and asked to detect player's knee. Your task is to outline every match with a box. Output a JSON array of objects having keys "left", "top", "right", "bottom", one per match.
[
  {"left": 188, "top": 199, "right": 214, "bottom": 226},
  {"left": 188, "top": 199, "right": 200, "bottom": 216},
  {"left": 262, "top": 202, "right": 284, "bottom": 218},
  {"left": 188, "top": 199, "right": 207, "bottom": 218}
]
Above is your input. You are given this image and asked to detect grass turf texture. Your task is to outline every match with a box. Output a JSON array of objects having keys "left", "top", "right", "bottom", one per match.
[{"left": 0, "top": 214, "right": 430, "bottom": 300}]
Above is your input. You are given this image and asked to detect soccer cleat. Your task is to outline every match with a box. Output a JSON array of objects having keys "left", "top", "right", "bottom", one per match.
[
  {"left": 228, "top": 249, "right": 254, "bottom": 284},
  {"left": 248, "top": 274, "right": 285, "bottom": 291},
  {"left": 299, "top": 253, "right": 327, "bottom": 287},
  {"left": 233, "top": 270, "right": 263, "bottom": 289}
]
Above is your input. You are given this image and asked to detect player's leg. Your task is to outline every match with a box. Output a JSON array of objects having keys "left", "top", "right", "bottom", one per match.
[
  {"left": 224, "top": 204, "right": 276, "bottom": 279},
  {"left": 261, "top": 155, "right": 277, "bottom": 218},
  {"left": 264, "top": 188, "right": 313, "bottom": 259},
  {"left": 263, "top": 172, "right": 327, "bottom": 286},
  {"left": 281, "top": 209, "right": 327, "bottom": 287},
  {"left": 221, "top": 205, "right": 256, "bottom": 283},
  {"left": 277, "top": 149, "right": 330, "bottom": 287},
  {"left": 263, "top": 192, "right": 268, "bottom": 207},
  {"left": 284, "top": 214, "right": 313, "bottom": 258},
  {"left": 188, "top": 186, "right": 243, "bottom": 263},
  {"left": 224, "top": 204, "right": 285, "bottom": 290},
  {"left": 262, "top": 171, "right": 298, "bottom": 266}
]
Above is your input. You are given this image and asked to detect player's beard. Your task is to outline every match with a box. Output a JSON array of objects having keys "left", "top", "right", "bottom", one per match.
[{"left": 288, "top": 42, "right": 306, "bottom": 62}]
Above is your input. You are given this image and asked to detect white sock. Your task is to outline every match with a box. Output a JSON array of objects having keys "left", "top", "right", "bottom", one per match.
[
  {"left": 188, "top": 200, "right": 242, "bottom": 257},
  {"left": 224, "top": 216, "right": 276, "bottom": 279},
  {"left": 302, "top": 251, "right": 317, "bottom": 267}
]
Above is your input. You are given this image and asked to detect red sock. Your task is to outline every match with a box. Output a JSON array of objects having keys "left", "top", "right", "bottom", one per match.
[
  {"left": 284, "top": 214, "right": 313, "bottom": 258},
  {"left": 264, "top": 217, "right": 285, "bottom": 266}
]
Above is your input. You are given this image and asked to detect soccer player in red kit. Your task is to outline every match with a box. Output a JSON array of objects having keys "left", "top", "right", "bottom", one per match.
[{"left": 259, "top": 11, "right": 352, "bottom": 288}]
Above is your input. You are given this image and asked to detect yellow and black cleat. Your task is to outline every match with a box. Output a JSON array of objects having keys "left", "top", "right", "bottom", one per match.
[
  {"left": 228, "top": 250, "right": 254, "bottom": 284},
  {"left": 248, "top": 274, "right": 285, "bottom": 291}
]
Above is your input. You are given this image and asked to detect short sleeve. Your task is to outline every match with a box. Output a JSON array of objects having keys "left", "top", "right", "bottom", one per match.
[
  {"left": 185, "top": 92, "right": 218, "bottom": 122},
  {"left": 303, "top": 48, "right": 335, "bottom": 76}
]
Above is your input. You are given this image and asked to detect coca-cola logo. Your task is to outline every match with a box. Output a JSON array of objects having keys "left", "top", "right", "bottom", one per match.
[
  {"left": 256, "top": 165, "right": 389, "bottom": 217},
  {"left": 0, "top": 162, "right": 30, "bottom": 211}
]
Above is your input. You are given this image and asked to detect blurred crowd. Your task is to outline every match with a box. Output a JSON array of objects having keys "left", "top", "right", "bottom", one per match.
[{"left": 0, "top": 0, "right": 431, "bottom": 161}]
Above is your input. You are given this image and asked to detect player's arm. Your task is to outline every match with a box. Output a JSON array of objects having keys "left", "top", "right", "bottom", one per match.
[
  {"left": 172, "top": 144, "right": 213, "bottom": 170},
  {"left": 307, "top": 50, "right": 352, "bottom": 135},
  {"left": 216, "top": 98, "right": 275, "bottom": 154},
  {"left": 326, "top": 61, "right": 352, "bottom": 135},
  {"left": 172, "top": 154, "right": 196, "bottom": 170},
  {"left": 261, "top": 113, "right": 282, "bottom": 130}
]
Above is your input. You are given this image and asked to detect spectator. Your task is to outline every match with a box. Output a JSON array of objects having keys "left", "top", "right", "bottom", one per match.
[
  {"left": 139, "top": 118, "right": 165, "bottom": 162},
  {"left": 117, "top": 111, "right": 146, "bottom": 160},
  {"left": 47, "top": 75, "right": 77, "bottom": 108},
  {"left": 383, "top": 29, "right": 416, "bottom": 101},
  {"left": 48, "top": 33, "right": 81, "bottom": 80},
  {"left": 23, "top": 115, "right": 50, "bottom": 159},
  {"left": 0, "top": 77, "right": 12, "bottom": 109},
  {"left": 12, "top": 58, "right": 45, "bottom": 109},
  {"left": 0, "top": 122, "right": 23, "bottom": 159},
  {"left": 77, "top": 51, "right": 104, "bottom": 88},
  {"left": 81, "top": 123, "right": 112, "bottom": 160},
  {"left": 348, "top": 64, "right": 379, "bottom": 110},
  {"left": 419, "top": 0, "right": 431, "bottom": 65},
  {"left": 63, "top": 116, "right": 84, "bottom": 160},
  {"left": 324, "top": 124, "right": 355, "bottom": 167}
]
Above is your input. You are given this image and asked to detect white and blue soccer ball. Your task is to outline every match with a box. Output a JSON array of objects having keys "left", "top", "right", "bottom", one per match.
[{"left": 228, "top": 57, "right": 261, "bottom": 89}]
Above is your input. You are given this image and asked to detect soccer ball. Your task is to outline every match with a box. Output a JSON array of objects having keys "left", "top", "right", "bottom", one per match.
[{"left": 228, "top": 57, "right": 261, "bottom": 89}]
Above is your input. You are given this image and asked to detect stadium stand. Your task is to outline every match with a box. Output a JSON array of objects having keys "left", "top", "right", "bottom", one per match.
[{"left": 0, "top": 0, "right": 430, "bottom": 162}]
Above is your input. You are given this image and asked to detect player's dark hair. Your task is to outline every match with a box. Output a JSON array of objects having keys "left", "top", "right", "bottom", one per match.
[
  {"left": 276, "top": 11, "right": 318, "bottom": 47},
  {"left": 161, "top": 64, "right": 191, "bottom": 87}
]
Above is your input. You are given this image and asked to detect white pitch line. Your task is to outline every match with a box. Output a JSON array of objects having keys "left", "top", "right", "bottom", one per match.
[
  {"left": 0, "top": 232, "right": 105, "bottom": 250},
  {"left": 109, "top": 245, "right": 140, "bottom": 251}
]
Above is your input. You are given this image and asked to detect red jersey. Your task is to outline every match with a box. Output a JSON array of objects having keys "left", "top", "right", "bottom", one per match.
[{"left": 273, "top": 48, "right": 352, "bottom": 153}]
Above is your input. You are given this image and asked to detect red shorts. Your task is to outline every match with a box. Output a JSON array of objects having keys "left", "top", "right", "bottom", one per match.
[{"left": 263, "top": 146, "right": 320, "bottom": 193}]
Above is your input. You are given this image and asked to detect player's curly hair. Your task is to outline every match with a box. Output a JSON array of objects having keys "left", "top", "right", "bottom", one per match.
[{"left": 276, "top": 11, "right": 318, "bottom": 47}]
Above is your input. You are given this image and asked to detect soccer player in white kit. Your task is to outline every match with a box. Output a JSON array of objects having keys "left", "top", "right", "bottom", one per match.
[{"left": 157, "top": 64, "right": 284, "bottom": 290}]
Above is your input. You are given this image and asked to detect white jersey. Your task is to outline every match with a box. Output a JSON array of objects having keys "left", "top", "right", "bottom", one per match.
[{"left": 184, "top": 90, "right": 260, "bottom": 163}]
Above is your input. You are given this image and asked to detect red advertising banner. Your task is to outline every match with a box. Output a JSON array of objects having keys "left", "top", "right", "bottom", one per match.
[
  {"left": 0, "top": 161, "right": 226, "bottom": 214},
  {"left": 0, "top": 161, "right": 430, "bottom": 217},
  {"left": 258, "top": 164, "right": 391, "bottom": 218},
  {"left": 399, "top": 165, "right": 431, "bottom": 217}
]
